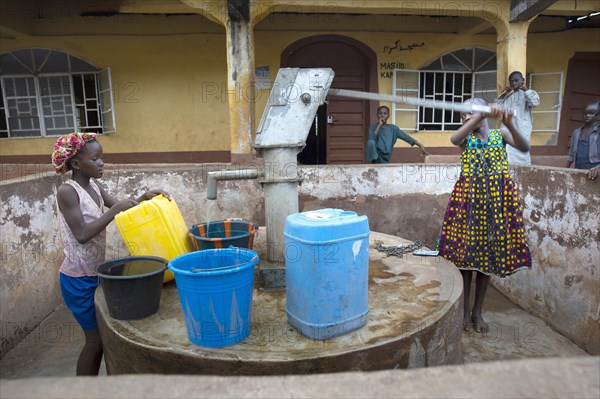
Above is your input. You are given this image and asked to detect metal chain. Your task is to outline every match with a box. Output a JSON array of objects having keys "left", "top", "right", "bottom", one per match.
[{"left": 374, "top": 240, "right": 423, "bottom": 257}]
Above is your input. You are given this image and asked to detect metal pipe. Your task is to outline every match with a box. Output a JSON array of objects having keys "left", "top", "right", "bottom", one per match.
[
  {"left": 328, "top": 88, "right": 515, "bottom": 115},
  {"left": 206, "top": 169, "right": 264, "bottom": 200}
]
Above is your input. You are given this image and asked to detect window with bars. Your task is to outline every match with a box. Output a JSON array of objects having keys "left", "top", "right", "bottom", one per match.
[
  {"left": 418, "top": 71, "right": 473, "bottom": 131},
  {"left": 0, "top": 49, "right": 115, "bottom": 138},
  {"left": 392, "top": 47, "right": 497, "bottom": 132}
]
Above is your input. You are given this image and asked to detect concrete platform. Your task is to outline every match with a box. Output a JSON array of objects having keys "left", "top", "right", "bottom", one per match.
[
  {"left": 96, "top": 232, "right": 463, "bottom": 374},
  {"left": 2, "top": 357, "right": 599, "bottom": 399}
]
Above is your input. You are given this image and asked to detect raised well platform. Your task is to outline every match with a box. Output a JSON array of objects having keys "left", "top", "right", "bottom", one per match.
[{"left": 96, "top": 231, "right": 463, "bottom": 374}]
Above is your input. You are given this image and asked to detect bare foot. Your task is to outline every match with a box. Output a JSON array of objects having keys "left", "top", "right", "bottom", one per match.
[
  {"left": 472, "top": 313, "right": 488, "bottom": 333},
  {"left": 463, "top": 314, "right": 471, "bottom": 331}
]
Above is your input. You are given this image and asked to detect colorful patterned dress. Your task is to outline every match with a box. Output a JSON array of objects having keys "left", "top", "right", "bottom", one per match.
[{"left": 438, "top": 130, "right": 532, "bottom": 277}]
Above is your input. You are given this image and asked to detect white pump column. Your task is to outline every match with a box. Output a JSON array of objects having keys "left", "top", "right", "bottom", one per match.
[
  {"left": 207, "top": 68, "right": 334, "bottom": 288},
  {"left": 253, "top": 68, "right": 334, "bottom": 283},
  {"left": 259, "top": 146, "right": 300, "bottom": 263}
]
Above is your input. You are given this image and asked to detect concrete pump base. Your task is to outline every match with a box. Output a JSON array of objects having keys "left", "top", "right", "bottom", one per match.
[{"left": 96, "top": 231, "right": 463, "bottom": 374}]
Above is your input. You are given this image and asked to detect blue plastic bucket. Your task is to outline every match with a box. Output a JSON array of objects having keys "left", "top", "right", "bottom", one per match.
[
  {"left": 284, "top": 209, "right": 370, "bottom": 340},
  {"left": 168, "top": 247, "right": 258, "bottom": 347}
]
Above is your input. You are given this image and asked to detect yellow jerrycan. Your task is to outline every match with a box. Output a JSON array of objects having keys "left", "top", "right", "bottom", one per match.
[{"left": 115, "top": 195, "right": 192, "bottom": 283}]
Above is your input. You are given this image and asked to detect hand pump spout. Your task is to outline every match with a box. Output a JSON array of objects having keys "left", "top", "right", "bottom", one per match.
[{"left": 207, "top": 169, "right": 263, "bottom": 200}]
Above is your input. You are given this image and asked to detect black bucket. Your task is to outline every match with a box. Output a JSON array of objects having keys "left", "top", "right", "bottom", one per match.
[{"left": 95, "top": 256, "right": 167, "bottom": 321}]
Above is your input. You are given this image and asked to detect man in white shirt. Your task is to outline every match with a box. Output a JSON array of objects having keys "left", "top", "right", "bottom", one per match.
[{"left": 497, "top": 71, "right": 540, "bottom": 165}]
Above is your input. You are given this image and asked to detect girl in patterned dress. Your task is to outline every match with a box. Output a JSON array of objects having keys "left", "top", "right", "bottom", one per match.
[{"left": 438, "top": 99, "right": 532, "bottom": 333}]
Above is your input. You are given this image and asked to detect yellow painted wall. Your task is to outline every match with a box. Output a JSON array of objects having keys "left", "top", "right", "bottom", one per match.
[
  {"left": 0, "top": 33, "right": 230, "bottom": 157},
  {"left": 254, "top": 30, "right": 496, "bottom": 149},
  {"left": 1, "top": 12, "right": 599, "bottom": 157},
  {"left": 527, "top": 30, "right": 600, "bottom": 146},
  {"left": 256, "top": 28, "right": 599, "bottom": 149}
]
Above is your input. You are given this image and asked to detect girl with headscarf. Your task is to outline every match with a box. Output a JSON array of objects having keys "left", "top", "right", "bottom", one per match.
[{"left": 51, "top": 133, "right": 168, "bottom": 375}]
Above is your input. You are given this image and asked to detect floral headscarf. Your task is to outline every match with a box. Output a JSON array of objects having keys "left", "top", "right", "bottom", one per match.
[{"left": 51, "top": 132, "right": 97, "bottom": 174}]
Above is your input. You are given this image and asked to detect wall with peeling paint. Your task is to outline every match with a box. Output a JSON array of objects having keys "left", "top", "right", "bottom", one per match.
[
  {"left": 1, "top": 173, "right": 64, "bottom": 356},
  {"left": 494, "top": 166, "right": 600, "bottom": 355},
  {"left": 1, "top": 164, "right": 598, "bottom": 356},
  {"left": 0, "top": 165, "right": 266, "bottom": 357}
]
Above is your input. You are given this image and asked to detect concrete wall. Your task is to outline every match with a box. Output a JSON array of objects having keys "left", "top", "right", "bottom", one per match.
[
  {"left": 0, "top": 172, "right": 64, "bottom": 356},
  {"left": 1, "top": 164, "right": 598, "bottom": 357},
  {"left": 299, "top": 164, "right": 600, "bottom": 355},
  {"left": 3, "top": 357, "right": 599, "bottom": 399},
  {"left": 494, "top": 166, "right": 600, "bottom": 355}
]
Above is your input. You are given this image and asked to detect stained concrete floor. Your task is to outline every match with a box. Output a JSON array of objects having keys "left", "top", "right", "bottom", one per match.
[{"left": 0, "top": 281, "right": 588, "bottom": 380}]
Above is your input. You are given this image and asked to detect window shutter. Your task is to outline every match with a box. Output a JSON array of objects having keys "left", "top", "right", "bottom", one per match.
[
  {"left": 392, "top": 69, "right": 419, "bottom": 132},
  {"left": 99, "top": 67, "right": 116, "bottom": 134},
  {"left": 528, "top": 72, "right": 563, "bottom": 137},
  {"left": 472, "top": 71, "right": 497, "bottom": 104}
]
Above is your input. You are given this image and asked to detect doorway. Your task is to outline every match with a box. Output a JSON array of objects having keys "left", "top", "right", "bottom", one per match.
[
  {"left": 297, "top": 105, "right": 327, "bottom": 165},
  {"left": 281, "top": 35, "right": 378, "bottom": 164},
  {"left": 558, "top": 52, "right": 600, "bottom": 154}
]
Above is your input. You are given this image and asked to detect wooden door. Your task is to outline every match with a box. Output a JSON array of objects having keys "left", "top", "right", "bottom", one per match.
[
  {"left": 558, "top": 52, "right": 600, "bottom": 153},
  {"left": 282, "top": 36, "right": 375, "bottom": 164},
  {"left": 327, "top": 66, "right": 368, "bottom": 164}
]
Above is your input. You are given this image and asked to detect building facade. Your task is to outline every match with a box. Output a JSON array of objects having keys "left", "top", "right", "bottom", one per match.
[{"left": 1, "top": 0, "right": 599, "bottom": 165}]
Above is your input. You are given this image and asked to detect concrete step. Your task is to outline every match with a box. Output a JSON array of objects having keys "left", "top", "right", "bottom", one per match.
[{"left": 2, "top": 357, "right": 598, "bottom": 399}]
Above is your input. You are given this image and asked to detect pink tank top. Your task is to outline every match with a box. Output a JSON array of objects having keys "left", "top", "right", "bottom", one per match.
[{"left": 58, "top": 180, "right": 106, "bottom": 277}]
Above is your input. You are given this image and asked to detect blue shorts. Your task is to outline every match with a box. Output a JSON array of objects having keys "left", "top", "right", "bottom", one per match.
[{"left": 59, "top": 273, "right": 99, "bottom": 330}]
